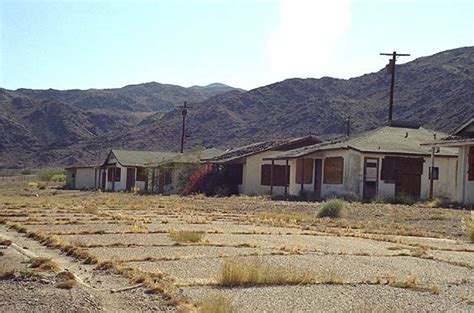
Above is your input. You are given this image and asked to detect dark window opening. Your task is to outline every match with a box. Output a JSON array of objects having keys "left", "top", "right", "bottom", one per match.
[
  {"left": 136, "top": 167, "right": 147, "bottom": 181},
  {"left": 261, "top": 164, "right": 290, "bottom": 186},
  {"left": 429, "top": 167, "right": 439, "bottom": 180}
]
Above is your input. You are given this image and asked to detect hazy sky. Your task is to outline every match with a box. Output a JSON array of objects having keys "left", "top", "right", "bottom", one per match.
[{"left": 1, "top": 0, "right": 473, "bottom": 90}]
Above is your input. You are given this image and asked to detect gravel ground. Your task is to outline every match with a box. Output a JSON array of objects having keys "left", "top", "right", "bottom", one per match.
[
  {"left": 184, "top": 284, "right": 473, "bottom": 312},
  {"left": 146, "top": 254, "right": 473, "bottom": 285},
  {"left": 203, "top": 233, "right": 406, "bottom": 256},
  {"left": 86, "top": 245, "right": 267, "bottom": 261}
]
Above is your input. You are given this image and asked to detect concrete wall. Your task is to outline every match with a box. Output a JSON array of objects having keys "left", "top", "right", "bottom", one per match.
[
  {"left": 286, "top": 149, "right": 458, "bottom": 201},
  {"left": 457, "top": 145, "right": 474, "bottom": 204},
  {"left": 288, "top": 149, "right": 354, "bottom": 198},
  {"left": 65, "top": 168, "right": 96, "bottom": 189},
  {"left": 75, "top": 168, "right": 96, "bottom": 189},
  {"left": 241, "top": 151, "right": 289, "bottom": 195}
]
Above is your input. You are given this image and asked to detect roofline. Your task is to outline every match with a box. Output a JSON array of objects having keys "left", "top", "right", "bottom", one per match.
[
  {"left": 421, "top": 138, "right": 474, "bottom": 147},
  {"left": 264, "top": 146, "right": 457, "bottom": 160},
  {"left": 451, "top": 117, "right": 474, "bottom": 135},
  {"left": 65, "top": 166, "right": 98, "bottom": 169}
]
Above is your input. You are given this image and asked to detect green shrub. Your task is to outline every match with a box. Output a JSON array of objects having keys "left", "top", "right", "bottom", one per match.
[
  {"left": 37, "top": 168, "right": 64, "bottom": 181},
  {"left": 317, "top": 199, "right": 345, "bottom": 218},
  {"left": 385, "top": 194, "right": 417, "bottom": 205},
  {"left": 50, "top": 174, "right": 66, "bottom": 182}
]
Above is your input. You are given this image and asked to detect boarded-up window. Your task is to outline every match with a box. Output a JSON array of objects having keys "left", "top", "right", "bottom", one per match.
[
  {"left": 261, "top": 164, "right": 290, "bottom": 186},
  {"left": 227, "top": 164, "right": 243, "bottom": 185},
  {"left": 381, "top": 157, "right": 424, "bottom": 182},
  {"left": 107, "top": 168, "right": 121, "bottom": 182},
  {"left": 323, "top": 157, "right": 343, "bottom": 184},
  {"left": 469, "top": 147, "right": 474, "bottom": 181},
  {"left": 136, "top": 167, "right": 147, "bottom": 181},
  {"left": 295, "top": 159, "right": 313, "bottom": 184}
]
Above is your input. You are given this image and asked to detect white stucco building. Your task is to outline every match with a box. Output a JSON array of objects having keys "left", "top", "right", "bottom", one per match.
[
  {"left": 423, "top": 117, "right": 474, "bottom": 205},
  {"left": 203, "top": 136, "right": 321, "bottom": 195},
  {"left": 261, "top": 124, "right": 459, "bottom": 201}
]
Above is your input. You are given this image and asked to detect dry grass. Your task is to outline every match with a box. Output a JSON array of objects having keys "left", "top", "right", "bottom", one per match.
[
  {"left": 55, "top": 271, "right": 77, "bottom": 289},
  {"left": 0, "top": 269, "right": 15, "bottom": 279},
  {"left": 30, "top": 257, "right": 60, "bottom": 272},
  {"left": 0, "top": 239, "right": 12, "bottom": 246},
  {"left": 198, "top": 296, "right": 235, "bottom": 313},
  {"left": 464, "top": 216, "right": 474, "bottom": 243},
  {"left": 320, "top": 272, "right": 345, "bottom": 285},
  {"left": 219, "top": 258, "right": 315, "bottom": 287},
  {"left": 169, "top": 230, "right": 204, "bottom": 243},
  {"left": 128, "top": 223, "right": 149, "bottom": 233},
  {"left": 255, "top": 211, "right": 312, "bottom": 226}
]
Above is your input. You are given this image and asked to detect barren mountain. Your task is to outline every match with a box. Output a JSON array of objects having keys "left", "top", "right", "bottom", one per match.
[{"left": 1, "top": 47, "right": 473, "bottom": 168}]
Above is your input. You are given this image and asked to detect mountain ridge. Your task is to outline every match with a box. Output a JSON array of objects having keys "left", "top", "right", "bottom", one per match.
[{"left": 1, "top": 46, "right": 473, "bottom": 168}]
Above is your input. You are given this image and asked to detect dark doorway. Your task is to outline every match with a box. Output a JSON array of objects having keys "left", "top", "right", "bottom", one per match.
[
  {"left": 101, "top": 171, "right": 106, "bottom": 190},
  {"left": 126, "top": 168, "right": 136, "bottom": 191},
  {"left": 313, "top": 159, "right": 323, "bottom": 199},
  {"left": 363, "top": 158, "right": 379, "bottom": 200}
]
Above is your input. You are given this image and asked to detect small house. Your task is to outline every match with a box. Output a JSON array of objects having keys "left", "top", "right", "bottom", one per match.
[
  {"left": 65, "top": 165, "right": 97, "bottom": 190},
  {"left": 264, "top": 124, "right": 458, "bottom": 201},
  {"left": 203, "top": 136, "right": 321, "bottom": 195},
  {"left": 423, "top": 117, "right": 474, "bottom": 205}
]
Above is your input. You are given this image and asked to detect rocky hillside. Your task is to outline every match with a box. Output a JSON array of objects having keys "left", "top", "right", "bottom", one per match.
[{"left": 1, "top": 47, "right": 473, "bottom": 168}]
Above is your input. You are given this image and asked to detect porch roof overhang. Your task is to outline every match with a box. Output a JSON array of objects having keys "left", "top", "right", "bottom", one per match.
[{"left": 421, "top": 137, "right": 474, "bottom": 148}]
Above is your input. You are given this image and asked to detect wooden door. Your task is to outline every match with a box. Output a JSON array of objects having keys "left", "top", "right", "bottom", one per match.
[
  {"left": 313, "top": 159, "right": 322, "bottom": 199},
  {"left": 396, "top": 174, "right": 421, "bottom": 198},
  {"left": 101, "top": 171, "right": 106, "bottom": 190},
  {"left": 158, "top": 171, "right": 165, "bottom": 194},
  {"left": 126, "top": 168, "right": 135, "bottom": 191}
]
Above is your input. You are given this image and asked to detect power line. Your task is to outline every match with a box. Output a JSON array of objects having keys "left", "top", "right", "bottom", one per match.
[{"left": 380, "top": 51, "right": 410, "bottom": 123}]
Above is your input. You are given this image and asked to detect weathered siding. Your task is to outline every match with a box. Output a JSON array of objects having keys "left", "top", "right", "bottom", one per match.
[{"left": 457, "top": 145, "right": 474, "bottom": 204}]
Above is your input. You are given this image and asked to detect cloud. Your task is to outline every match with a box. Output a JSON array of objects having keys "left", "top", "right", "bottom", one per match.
[{"left": 266, "top": 0, "right": 352, "bottom": 78}]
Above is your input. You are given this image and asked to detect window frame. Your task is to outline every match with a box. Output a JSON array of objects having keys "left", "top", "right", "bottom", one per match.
[{"left": 323, "top": 157, "right": 344, "bottom": 185}]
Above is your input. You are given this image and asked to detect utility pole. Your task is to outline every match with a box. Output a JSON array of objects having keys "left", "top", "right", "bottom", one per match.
[
  {"left": 346, "top": 115, "right": 351, "bottom": 137},
  {"left": 380, "top": 51, "right": 410, "bottom": 123},
  {"left": 180, "top": 101, "right": 187, "bottom": 153}
]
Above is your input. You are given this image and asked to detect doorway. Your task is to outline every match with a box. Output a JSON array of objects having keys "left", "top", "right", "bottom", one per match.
[
  {"left": 363, "top": 158, "right": 379, "bottom": 200},
  {"left": 126, "top": 168, "right": 136, "bottom": 191},
  {"left": 313, "top": 159, "right": 323, "bottom": 199}
]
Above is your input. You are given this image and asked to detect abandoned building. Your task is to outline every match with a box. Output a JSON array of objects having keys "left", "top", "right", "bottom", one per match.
[
  {"left": 423, "top": 117, "right": 474, "bottom": 205},
  {"left": 261, "top": 123, "right": 458, "bottom": 201},
  {"left": 202, "top": 136, "right": 321, "bottom": 195},
  {"left": 65, "top": 148, "right": 222, "bottom": 193}
]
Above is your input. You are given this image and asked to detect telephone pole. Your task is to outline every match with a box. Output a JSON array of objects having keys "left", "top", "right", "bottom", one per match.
[
  {"left": 380, "top": 51, "right": 410, "bottom": 122},
  {"left": 180, "top": 101, "right": 187, "bottom": 153}
]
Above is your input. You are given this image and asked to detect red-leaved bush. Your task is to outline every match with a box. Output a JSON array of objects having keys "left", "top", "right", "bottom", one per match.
[{"left": 181, "top": 164, "right": 239, "bottom": 196}]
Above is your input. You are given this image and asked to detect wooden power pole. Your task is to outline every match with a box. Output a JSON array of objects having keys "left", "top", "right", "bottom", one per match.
[
  {"left": 180, "top": 101, "right": 187, "bottom": 153},
  {"left": 380, "top": 51, "right": 410, "bottom": 122}
]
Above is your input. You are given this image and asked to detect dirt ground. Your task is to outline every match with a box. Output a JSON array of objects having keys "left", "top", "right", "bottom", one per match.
[{"left": 0, "top": 186, "right": 473, "bottom": 312}]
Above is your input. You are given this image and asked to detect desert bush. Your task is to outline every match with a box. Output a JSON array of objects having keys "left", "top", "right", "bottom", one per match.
[
  {"left": 55, "top": 271, "right": 77, "bottom": 289},
  {"left": 384, "top": 194, "right": 417, "bottom": 205},
  {"left": 198, "top": 296, "right": 235, "bottom": 313},
  {"left": 324, "top": 192, "right": 359, "bottom": 202},
  {"left": 21, "top": 169, "right": 33, "bottom": 175},
  {"left": 464, "top": 216, "right": 474, "bottom": 243},
  {"left": 30, "top": 257, "right": 60, "bottom": 272},
  {"left": 181, "top": 164, "right": 238, "bottom": 196},
  {"left": 37, "top": 168, "right": 64, "bottom": 181},
  {"left": 219, "top": 258, "right": 314, "bottom": 287},
  {"left": 50, "top": 174, "right": 66, "bottom": 182},
  {"left": 169, "top": 230, "right": 204, "bottom": 243},
  {"left": 317, "top": 199, "right": 345, "bottom": 218}
]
